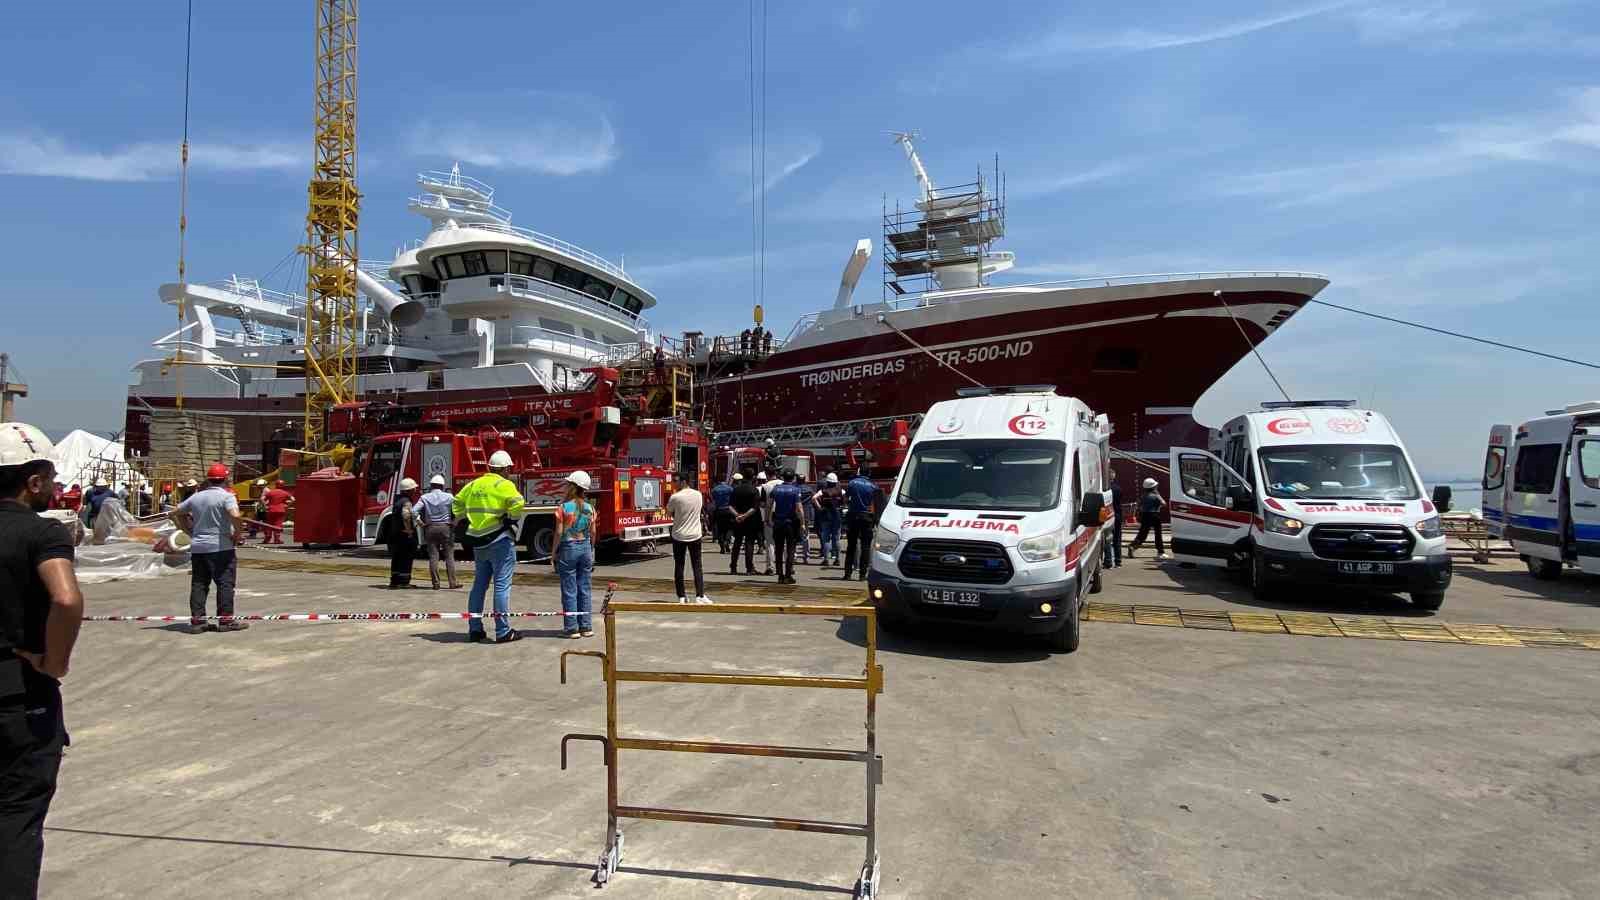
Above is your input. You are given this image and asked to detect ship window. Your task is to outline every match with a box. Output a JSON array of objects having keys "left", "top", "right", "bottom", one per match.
[
  {"left": 484, "top": 250, "right": 508, "bottom": 275},
  {"left": 450, "top": 318, "right": 467, "bottom": 334},
  {"left": 419, "top": 275, "right": 440, "bottom": 294},
  {"left": 580, "top": 275, "right": 613, "bottom": 300},
  {"left": 539, "top": 317, "right": 577, "bottom": 335},
  {"left": 461, "top": 251, "right": 488, "bottom": 276},
  {"left": 582, "top": 328, "right": 597, "bottom": 341},
  {"left": 443, "top": 254, "right": 466, "bottom": 279},
  {"left": 1092, "top": 347, "right": 1140, "bottom": 372},
  {"left": 532, "top": 257, "right": 556, "bottom": 281},
  {"left": 614, "top": 290, "right": 641, "bottom": 315},
  {"left": 553, "top": 263, "right": 586, "bottom": 290},
  {"left": 509, "top": 252, "right": 535, "bottom": 276},
  {"left": 402, "top": 275, "right": 421, "bottom": 295}
]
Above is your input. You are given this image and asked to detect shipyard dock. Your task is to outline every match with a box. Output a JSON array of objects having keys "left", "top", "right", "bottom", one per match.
[{"left": 39, "top": 549, "right": 1600, "bottom": 899}]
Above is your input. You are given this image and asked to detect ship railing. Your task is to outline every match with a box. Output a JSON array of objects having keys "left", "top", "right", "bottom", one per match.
[
  {"left": 197, "top": 276, "right": 305, "bottom": 309},
  {"left": 783, "top": 313, "right": 820, "bottom": 343},
  {"left": 455, "top": 221, "right": 630, "bottom": 281},
  {"left": 408, "top": 193, "right": 514, "bottom": 224},
  {"left": 428, "top": 326, "right": 616, "bottom": 359},
  {"left": 494, "top": 275, "right": 646, "bottom": 329},
  {"left": 418, "top": 169, "right": 495, "bottom": 199},
  {"left": 886, "top": 270, "right": 1328, "bottom": 307}
]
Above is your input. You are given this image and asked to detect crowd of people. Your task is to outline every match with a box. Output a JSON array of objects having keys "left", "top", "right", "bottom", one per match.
[{"left": 701, "top": 464, "right": 885, "bottom": 587}]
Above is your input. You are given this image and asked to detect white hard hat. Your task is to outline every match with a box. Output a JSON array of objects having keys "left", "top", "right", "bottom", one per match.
[
  {"left": 826, "top": 472, "right": 839, "bottom": 483},
  {"left": 1143, "top": 477, "right": 1158, "bottom": 489},
  {"left": 185, "top": 479, "right": 199, "bottom": 487},
  {"left": 255, "top": 478, "right": 267, "bottom": 486},
  {"left": 488, "top": 450, "right": 514, "bottom": 469},
  {"left": 731, "top": 473, "right": 744, "bottom": 481},
  {"left": 566, "top": 470, "right": 592, "bottom": 491},
  {"left": 765, "top": 437, "right": 776, "bottom": 445},
  {"left": 756, "top": 471, "right": 767, "bottom": 481},
  {"left": 95, "top": 477, "right": 109, "bottom": 487},
  {"left": 0, "top": 422, "right": 54, "bottom": 468},
  {"left": 398, "top": 477, "right": 419, "bottom": 491},
  {"left": 429, "top": 474, "right": 446, "bottom": 487}
]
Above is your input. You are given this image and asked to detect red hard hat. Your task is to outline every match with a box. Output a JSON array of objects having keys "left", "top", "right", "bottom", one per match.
[{"left": 207, "top": 462, "right": 230, "bottom": 479}]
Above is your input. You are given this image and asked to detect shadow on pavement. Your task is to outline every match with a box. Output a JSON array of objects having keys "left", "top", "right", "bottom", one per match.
[
  {"left": 44, "top": 826, "right": 851, "bottom": 894},
  {"left": 833, "top": 615, "right": 1050, "bottom": 663},
  {"left": 1154, "top": 562, "right": 1433, "bottom": 618},
  {"left": 411, "top": 628, "right": 569, "bottom": 643},
  {"left": 1454, "top": 566, "right": 1600, "bottom": 608}
]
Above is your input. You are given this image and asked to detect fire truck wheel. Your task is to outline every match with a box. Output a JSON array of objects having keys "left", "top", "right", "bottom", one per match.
[{"left": 526, "top": 523, "right": 556, "bottom": 559}]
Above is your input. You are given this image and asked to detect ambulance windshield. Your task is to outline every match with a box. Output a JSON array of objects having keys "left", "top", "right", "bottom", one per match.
[
  {"left": 896, "top": 439, "right": 1065, "bottom": 512},
  {"left": 1259, "top": 444, "right": 1419, "bottom": 501}
]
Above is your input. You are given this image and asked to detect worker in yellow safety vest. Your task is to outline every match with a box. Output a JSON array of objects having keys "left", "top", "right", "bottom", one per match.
[{"left": 452, "top": 451, "right": 526, "bottom": 643}]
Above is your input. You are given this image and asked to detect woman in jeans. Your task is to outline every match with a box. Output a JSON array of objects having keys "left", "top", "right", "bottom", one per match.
[
  {"left": 552, "top": 470, "right": 595, "bottom": 638},
  {"left": 812, "top": 472, "right": 844, "bottom": 566}
]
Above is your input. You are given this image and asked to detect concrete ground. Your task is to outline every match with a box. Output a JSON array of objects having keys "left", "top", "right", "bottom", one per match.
[{"left": 40, "top": 543, "right": 1600, "bottom": 898}]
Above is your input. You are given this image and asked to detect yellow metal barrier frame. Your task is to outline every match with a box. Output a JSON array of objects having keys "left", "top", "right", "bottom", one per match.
[{"left": 560, "top": 595, "right": 885, "bottom": 898}]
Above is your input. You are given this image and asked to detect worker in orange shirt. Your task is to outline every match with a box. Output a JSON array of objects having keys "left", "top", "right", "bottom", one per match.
[{"left": 261, "top": 480, "right": 294, "bottom": 545}]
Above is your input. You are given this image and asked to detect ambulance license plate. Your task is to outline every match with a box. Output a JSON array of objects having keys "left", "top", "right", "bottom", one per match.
[
  {"left": 1337, "top": 561, "right": 1394, "bottom": 575},
  {"left": 920, "top": 588, "right": 982, "bottom": 607}
]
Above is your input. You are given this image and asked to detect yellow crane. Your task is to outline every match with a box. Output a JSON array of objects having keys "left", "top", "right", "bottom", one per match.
[{"left": 301, "top": 0, "right": 361, "bottom": 451}]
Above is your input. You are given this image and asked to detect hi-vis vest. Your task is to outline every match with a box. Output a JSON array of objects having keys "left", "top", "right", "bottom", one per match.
[{"left": 452, "top": 473, "right": 526, "bottom": 541}]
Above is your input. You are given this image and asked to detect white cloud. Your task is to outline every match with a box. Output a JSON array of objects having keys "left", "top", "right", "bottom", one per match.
[
  {"left": 720, "top": 136, "right": 823, "bottom": 202},
  {"left": 1013, "top": 160, "right": 1139, "bottom": 197},
  {"left": 1217, "top": 86, "right": 1600, "bottom": 205},
  {"left": 0, "top": 133, "right": 304, "bottom": 182},
  {"left": 1006, "top": 2, "right": 1355, "bottom": 61},
  {"left": 415, "top": 116, "right": 618, "bottom": 176},
  {"left": 1345, "top": 1, "right": 1600, "bottom": 54}
]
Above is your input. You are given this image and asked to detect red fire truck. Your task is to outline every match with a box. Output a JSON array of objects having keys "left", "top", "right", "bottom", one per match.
[
  {"left": 627, "top": 418, "right": 713, "bottom": 495},
  {"left": 326, "top": 368, "right": 673, "bottom": 557}
]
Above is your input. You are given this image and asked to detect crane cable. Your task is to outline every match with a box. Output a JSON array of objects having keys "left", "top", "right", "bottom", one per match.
[
  {"left": 873, "top": 313, "right": 986, "bottom": 389},
  {"left": 1216, "top": 290, "right": 1292, "bottom": 402},
  {"left": 174, "top": 0, "right": 194, "bottom": 409}
]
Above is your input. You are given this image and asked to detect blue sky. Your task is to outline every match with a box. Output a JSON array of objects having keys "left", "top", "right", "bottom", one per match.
[{"left": 2, "top": 0, "right": 1597, "bottom": 480}]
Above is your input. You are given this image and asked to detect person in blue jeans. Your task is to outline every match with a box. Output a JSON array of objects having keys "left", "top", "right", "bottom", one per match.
[
  {"left": 812, "top": 472, "right": 844, "bottom": 567},
  {"left": 553, "top": 470, "right": 596, "bottom": 638},
  {"left": 455, "top": 451, "right": 526, "bottom": 643}
]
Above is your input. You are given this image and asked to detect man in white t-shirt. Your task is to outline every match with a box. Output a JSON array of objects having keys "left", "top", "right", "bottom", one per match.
[
  {"left": 759, "top": 470, "right": 783, "bottom": 576},
  {"left": 667, "top": 473, "right": 711, "bottom": 604}
]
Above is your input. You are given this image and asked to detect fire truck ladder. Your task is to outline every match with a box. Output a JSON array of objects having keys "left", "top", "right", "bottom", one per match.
[{"left": 714, "top": 414, "right": 924, "bottom": 451}]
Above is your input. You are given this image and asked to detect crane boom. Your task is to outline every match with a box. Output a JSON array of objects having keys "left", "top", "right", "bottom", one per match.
[{"left": 302, "top": 0, "right": 361, "bottom": 451}]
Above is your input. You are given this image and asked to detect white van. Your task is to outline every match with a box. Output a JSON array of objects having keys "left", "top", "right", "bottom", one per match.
[
  {"left": 1486, "top": 402, "right": 1600, "bottom": 579},
  {"left": 1168, "top": 401, "right": 1451, "bottom": 610},
  {"left": 868, "top": 386, "right": 1111, "bottom": 652}
]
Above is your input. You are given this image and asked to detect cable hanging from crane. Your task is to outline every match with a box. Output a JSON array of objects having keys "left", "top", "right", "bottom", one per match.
[{"left": 174, "top": 0, "right": 194, "bottom": 410}]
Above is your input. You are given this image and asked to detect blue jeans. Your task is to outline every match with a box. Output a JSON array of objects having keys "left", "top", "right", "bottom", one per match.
[
  {"left": 558, "top": 540, "right": 594, "bottom": 633},
  {"left": 468, "top": 535, "right": 516, "bottom": 639},
  {"left": 817, "top": 514, "right": 840, "bottom": 561}
]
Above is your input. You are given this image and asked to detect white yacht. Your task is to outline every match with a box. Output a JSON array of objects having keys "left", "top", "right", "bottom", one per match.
[{"left": 124, "top": 166, "right": 658, "bottom": 468}]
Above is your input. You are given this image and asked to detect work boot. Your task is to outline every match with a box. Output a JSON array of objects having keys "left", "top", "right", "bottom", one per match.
[
  {"left": 218, "top": 620, "right": 250, "bottom": 632},
  {"left": 187, "top": 621, "right": 208, "bottom": 635}
]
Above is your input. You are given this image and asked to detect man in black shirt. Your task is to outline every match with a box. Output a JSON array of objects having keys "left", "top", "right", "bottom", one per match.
[
  {"left": 0, "top": 422, "right": 83, "bottom": 898},
  {"left": 727, "top": 473, "right": 762, "bottom": 576}
]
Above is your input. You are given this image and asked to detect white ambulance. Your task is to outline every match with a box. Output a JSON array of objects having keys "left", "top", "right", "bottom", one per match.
[
  {"left": 1481, "top": 401, "right": 1600, "bottom": 580},
  {"left": 1168, "top": 401, "right": 1451, "bottom": 610},
  {"left": 867, "top": 386, "right": 1111, "bottom": 652}
]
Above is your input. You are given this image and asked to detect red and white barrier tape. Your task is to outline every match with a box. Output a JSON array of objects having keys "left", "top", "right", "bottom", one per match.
[{"left": 83, "top": 611, "right": 580, "bottom": 623}]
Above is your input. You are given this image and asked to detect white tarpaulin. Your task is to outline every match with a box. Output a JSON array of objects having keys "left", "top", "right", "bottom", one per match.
[{"left": 51, "top": 429, "right": 125, "bottom": 488}]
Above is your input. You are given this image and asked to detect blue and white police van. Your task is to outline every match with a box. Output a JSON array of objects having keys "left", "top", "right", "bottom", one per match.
[{"left": 1482, "top": 401, "right": 1600, "bottom": 580}]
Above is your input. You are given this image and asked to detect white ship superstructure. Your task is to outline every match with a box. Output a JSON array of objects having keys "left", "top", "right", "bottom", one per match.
[{"left": 125, "top": 165, "right": 658, "bottom": 464}]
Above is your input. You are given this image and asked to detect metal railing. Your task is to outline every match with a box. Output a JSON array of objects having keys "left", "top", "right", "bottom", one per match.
[
  {"left": 197, "top": 276, "right": 305, "bottom": 310},
  {"left": 427, "top": 325, "right": 616, "bottom": 358},
  {"left": 887, "top": 270, "right": 1329, "bottom": 307},
  {"left": 560, "top": 591, "right": 884, "bottom": 896},
  {"left": 496, "top": 275, "right": 646, "bottom": 329},
  {"left": 459, "top": 221, "right": 631, "bottom": 281},
  {"left": 407, "top": 192, "right": 514, "bottom": 224},
  {"left": 417, "top": 168, "right": 495, "bottom": 199}
]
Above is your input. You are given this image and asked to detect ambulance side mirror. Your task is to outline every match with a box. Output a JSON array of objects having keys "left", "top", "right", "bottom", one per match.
[
  {"left": 1432, "top": 484, "right": 1452, "bottom": 514},
  {"left": 1226, "top": 484, "right": 1255, "bottom": 513},
  {"left": 1077, "top": 493, "right": 1105, "bottom": 528}
]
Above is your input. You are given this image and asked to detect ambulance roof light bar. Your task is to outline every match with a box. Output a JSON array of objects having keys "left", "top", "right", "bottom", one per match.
[
  {"left": 955, "top": 384, "right": 1057, "bottom": 398},
  {"left": 1259, "top": 400, "right": 1357, "bottom": 410},
  {"left": 1562, "top": 401, "right": 1600, "bottom": 414}
]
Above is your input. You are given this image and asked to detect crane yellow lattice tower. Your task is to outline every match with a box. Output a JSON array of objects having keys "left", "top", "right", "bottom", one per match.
[{"left": 302, "top": 0, "right": 361, "bottom": 451}]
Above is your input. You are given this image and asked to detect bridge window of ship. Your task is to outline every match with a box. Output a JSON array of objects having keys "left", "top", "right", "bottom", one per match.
[
  {"left": 539, "top": 317, "right": 578, "bottom": 335},
  {"left": 450, "top": 318, "right": 467, "bottom": 334},
  {"left": 509, "top": 252, "right": 536, "bottom": 276}
]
